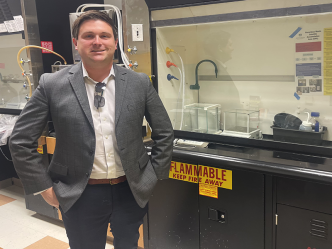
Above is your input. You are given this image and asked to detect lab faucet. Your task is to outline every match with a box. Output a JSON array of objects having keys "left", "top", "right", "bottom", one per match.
[{"left": 190, "top": 60, "right": 218, "bottom": 90}]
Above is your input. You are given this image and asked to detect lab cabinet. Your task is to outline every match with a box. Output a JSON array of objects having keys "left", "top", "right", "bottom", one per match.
[
  {"left": 0, "top": 144, "right": 17, "bottom": 181},
  {"left": 276, "top": 205, "right": 332, "bottom": 249},
  {"left": 276, "top": 177, "right": 332, "bottom": 215},
  {"left": 276, "top": 177, "right": 332, "bottom": 249},
  {"left": 199, "top": 169, "right": 264, "bottom": 249},
  {"left": 147, "top": 157, "right": 265, "bottom": 249},
  {"left": 148, "top": 158, "right": 200, "bottom": 249}
]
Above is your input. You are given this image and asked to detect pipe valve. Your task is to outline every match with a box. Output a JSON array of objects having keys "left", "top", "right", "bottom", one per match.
[
  {"left": 20, "top": 58, "right": 31, "bottom": 66},
  {"left": 22, "top": 71, "right": 33, "bottom": 77},
  {"left": 127, "top": 45, "right": 137, "bottom": 55},
  {"left": 129, "top": 60, "right": 138, "bottom": 69},
  {"left": 149, "top": 75, "right": 155, "bottom": 83},
  {"left": 167, "top": 74, "right": 179, "bottom": 81}
]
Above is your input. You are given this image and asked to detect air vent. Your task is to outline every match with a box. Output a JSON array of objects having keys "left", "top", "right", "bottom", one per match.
[{"left": 310, "top": 219, "right": 328, "bottom": 239}]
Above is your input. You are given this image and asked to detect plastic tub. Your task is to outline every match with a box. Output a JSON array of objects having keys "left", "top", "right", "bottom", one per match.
[{"left": 271, "top": 126, "right": 325, "bottom": 146}]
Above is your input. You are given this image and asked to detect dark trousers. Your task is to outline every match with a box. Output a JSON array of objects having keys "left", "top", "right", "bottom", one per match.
[{"left": 59, "top": 180, "right": 148, "bottom": 249}]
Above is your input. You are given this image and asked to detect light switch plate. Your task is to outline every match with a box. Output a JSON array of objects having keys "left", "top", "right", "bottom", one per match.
[{"left": 132, "top": 24, "right": 143, "bottom": 41}]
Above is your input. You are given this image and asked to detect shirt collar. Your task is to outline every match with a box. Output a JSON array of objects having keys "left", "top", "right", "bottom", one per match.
[{"left": 82, "top": 63, "right": 115, "bottom": 83}]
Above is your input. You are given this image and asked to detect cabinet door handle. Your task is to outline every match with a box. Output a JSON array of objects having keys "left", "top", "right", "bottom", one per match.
[{"left": 208, "top": 208, "right": 226, "bottom": 223}]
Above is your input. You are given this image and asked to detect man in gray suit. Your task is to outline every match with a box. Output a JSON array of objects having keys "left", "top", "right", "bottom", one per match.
[{"left": 9, "top": 10, "right": 173, "bottom": 249}]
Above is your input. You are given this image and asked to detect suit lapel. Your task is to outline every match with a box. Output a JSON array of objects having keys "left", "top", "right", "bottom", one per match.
[
  {"left": 68, "top": 62, "right": 94, "bottom": 130},
  {"left": 114, "top": 64, "right": 128, "bottom": 127}
]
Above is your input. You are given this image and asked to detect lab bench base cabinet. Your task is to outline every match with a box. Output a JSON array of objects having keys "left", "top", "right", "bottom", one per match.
[
  {"left": 147, "top": 160, "right": 264, "bottom": 249},
  {"left": 0, "top": 144, "right": 18, "bottom": 181},
  {"left": 146, "top": 158, "right": 332, "bottom": 249}
]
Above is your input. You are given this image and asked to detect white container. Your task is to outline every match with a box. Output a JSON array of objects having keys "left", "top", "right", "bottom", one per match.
[{"left": 299, "top": 112, "right": 312, "bottom": 132}]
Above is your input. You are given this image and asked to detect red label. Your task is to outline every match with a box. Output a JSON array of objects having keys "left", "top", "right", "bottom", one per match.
[
  {"left": 296, "top": 42, "right": 321, "bottom": 52},
  {"left": 0, "top": 63, "right": 5, "bottom": 69},
  {"left": 41, "top": 41, "right": 53, "bottom": 53}
]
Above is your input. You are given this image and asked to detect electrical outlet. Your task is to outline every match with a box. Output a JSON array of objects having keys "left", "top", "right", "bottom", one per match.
[{"left": 132, "top": 24, "right": 143, "bottom": 41}]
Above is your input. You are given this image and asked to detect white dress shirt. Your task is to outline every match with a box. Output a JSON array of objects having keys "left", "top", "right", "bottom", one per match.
[{"left": 82, "top": 63, "right": 125, "bottom": 179}]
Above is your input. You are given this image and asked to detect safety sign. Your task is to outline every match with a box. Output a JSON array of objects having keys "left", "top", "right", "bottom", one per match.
[{"left": 169, "top": 161, "right": 232, "bottom": 198}]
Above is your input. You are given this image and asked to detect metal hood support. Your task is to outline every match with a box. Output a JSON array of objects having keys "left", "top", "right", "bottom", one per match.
[{"left": 143, "top": 0, "right": 243, "bottom": 10}]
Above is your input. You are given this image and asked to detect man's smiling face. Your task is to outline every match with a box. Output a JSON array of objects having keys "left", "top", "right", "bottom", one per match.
[{"left": 73, "top": 19, "right": 118, "bottom": 66}]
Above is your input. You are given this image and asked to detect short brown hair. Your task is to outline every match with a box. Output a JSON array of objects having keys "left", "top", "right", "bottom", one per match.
[{"left": 72, "top": 10, "right": 118, "bottom": 40}]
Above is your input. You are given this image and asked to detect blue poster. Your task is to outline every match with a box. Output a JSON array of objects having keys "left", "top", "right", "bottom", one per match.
[{"left": 296, "top": 63, "right": 322, "bottom": 76}]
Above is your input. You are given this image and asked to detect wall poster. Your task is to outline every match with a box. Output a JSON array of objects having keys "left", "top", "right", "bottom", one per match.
[{"left": 294, "top": 29, "right": 324, "bottom": 96}]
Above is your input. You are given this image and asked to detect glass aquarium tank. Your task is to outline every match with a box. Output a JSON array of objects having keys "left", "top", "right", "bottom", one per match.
[
  {"left": 183, "top": 103, "right": 221, "bottom": 134},
  {"left": 222, "top": 109, "right": 260, "bottom": 139}
]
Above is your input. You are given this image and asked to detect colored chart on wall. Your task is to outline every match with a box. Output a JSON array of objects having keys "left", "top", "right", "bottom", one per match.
[{"left": 294, "top": 28, "right": 324, "bottom": 96}]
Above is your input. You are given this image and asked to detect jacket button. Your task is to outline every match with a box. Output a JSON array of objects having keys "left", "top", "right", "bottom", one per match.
[
  {"left": 86, "top": 173, "right": 89, "bottom": 177},
  {"left": 89, "top": 150, "right": 93, "bottom": 155}
]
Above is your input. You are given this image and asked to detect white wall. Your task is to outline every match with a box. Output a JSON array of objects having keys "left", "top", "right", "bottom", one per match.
[
  {"left": 103, "top": 0, "right": 122, "bottom": 9},
  {"left": 0, "top": 34, "right": 25, "bottom": 49}
]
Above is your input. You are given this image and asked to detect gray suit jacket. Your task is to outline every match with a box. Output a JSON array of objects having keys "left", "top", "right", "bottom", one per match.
[{"left": 9, "top": 62, "right": 174, "bottom": 213}]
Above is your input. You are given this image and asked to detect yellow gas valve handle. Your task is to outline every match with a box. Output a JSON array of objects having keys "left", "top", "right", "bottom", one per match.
[{"left": 149, "top": 75, "right": 155, "bottom": 83}]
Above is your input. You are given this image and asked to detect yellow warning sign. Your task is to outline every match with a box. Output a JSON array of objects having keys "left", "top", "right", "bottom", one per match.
[
  {"left": 199, "top": 183, "right": 218, "bottom": 198},
  {"left": 37, "top": 145, "right": 43, "bottom": 154},
  {"left": 169, "top": 161, "right": 232, "bottom": 198},
  {"left": 199, "top": 165, "right": 232, "bottom": 190}
]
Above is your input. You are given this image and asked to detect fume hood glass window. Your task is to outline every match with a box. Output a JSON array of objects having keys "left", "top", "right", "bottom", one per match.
[
  {"left": 157, "top": 12, "right": 332, "bottom": 147},
  {"left": 0, "top": 33, "right": 28, "bottom": 110}
]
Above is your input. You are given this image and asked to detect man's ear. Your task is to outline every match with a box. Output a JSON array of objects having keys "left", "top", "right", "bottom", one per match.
[
  {"left": 115, "top": 38, "right": 118, "bottom": 50},
  {"left": 73, "top": 38, "right": 78, "bottom": 50}
]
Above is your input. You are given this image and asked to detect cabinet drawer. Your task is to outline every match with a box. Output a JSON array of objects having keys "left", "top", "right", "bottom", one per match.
[{"left": 277, "top": 177, "right": 332, "bottom": 214}]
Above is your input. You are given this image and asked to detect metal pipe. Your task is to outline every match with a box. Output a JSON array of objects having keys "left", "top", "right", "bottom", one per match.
[{"left": 190, "top": 59, "right": 218, "bottom": 90}]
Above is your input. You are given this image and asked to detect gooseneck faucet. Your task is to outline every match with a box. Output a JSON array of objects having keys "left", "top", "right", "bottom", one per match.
[{"left": 190, "top": 60, "right": 218, "bottom": 90}]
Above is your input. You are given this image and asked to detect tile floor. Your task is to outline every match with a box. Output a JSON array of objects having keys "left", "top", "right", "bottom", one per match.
[{"left": 0, "top": 185, "right": 114, "bottom": 249}]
